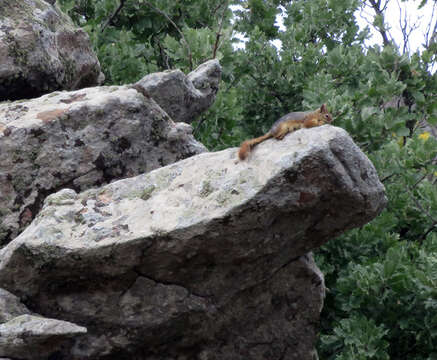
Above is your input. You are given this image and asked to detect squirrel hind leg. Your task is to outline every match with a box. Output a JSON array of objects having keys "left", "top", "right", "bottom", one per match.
[{"left": 273, "top": 123, "right": 289, "bottom": 140}]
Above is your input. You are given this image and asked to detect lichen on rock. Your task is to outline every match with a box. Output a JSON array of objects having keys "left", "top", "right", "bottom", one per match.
[
  {"left": 0, "top": 125, "right": 386, "bottom": 359},
  {"left": 0, "top": 0, "right": 103, "bottom": 101}
]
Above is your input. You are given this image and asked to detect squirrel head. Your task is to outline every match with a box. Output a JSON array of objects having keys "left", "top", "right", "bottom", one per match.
[{"left": 318, "top": 104, "right": 333, "bottom": 124}]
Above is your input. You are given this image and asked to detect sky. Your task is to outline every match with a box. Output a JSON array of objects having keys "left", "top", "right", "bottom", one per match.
[
  {"left": 232, "top": 1, "right": 437, "bottom": 56},
  {"left": 356, "top": 0, "right": 436, "bottom": 54}
]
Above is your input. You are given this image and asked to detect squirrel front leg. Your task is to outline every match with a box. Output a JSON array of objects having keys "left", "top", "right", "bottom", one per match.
[{"left": 304, "top": 118, "right": 320, "bottom": 128}]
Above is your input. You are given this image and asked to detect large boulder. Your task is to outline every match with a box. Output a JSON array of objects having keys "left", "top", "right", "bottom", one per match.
[
  {"left": 0, "top": 0, "right": 103, "bottom": 101},
  {"left": 0, "top": 125, "right": 387, "bottom": 359},
  {"left": 0, "top": 78, "right": 210, "bottom": 246}
]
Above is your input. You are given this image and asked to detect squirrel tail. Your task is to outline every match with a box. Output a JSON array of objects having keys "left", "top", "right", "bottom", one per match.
[{"left": 238, "top": 132, "right": 272, "bottom": 160}]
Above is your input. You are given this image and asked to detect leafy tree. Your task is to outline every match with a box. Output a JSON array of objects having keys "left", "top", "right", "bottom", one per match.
[
  {"left": 57, "top": 0, "right": 437, "bottom": 358},
  {"left": 58, "top": 0, "right": 236, "bottom": 83}
]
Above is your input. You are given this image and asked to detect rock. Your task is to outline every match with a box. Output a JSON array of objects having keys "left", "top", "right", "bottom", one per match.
[
  {"left": 135, "top": 59, "right": 221, "bottom": 123},
  {"left": 0, "top": 314, "right": 86, "bottom": 360},
  {"left": 0, "top": 288, "right": 87, "bottom": 359},
  {"left": 0, "top": 0, "right": 103, "bottom": 101},
  {"left": 0, "top": 84, "right": 208, "bottom": 247},
  {"left": 0, "top": 125, "right": 386, "bottom": 359},
  {"left": 0, "top": 288, "right": 32, "bottom": 323}
]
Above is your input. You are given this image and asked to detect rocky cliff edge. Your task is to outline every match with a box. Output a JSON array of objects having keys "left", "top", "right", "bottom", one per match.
[{"left": 0, "top": 125, "right": 386, "bottom": 359}]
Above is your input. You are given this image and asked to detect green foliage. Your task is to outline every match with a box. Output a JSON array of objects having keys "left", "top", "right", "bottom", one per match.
[
  {"left": 321, "top": 315, "right": 390, "bottom": 360},
  {"left": 233, "top": 0, "right": 281, "bottom": 39},
  {"left": 56, "top": 1, "right": 437, "bottom": 359},
  {"left": 194, "top": 88, "right": 245, "bottom": 150},
  {"left": 317, "top": 133, "right": 437, "bottom": 359},
  {"left": 58, "top": 0, "right": 235, "bottom": 83},
  {"left": 370, "top": 135, "right": 437, "bottom": 241},
  {"left": 93, "top": 28, "right": 158, "bottom": 83},
  {"left": 318, "top": 235, "right": 437, "bottom": 360}
]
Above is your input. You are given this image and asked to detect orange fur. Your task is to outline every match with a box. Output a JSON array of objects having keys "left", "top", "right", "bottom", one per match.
[{"left": 238, "top": 104, "right": 333, "bottom": 160}]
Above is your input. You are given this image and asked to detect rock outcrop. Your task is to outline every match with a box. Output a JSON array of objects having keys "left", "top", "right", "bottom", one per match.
[
  {"left": 0, "top": 125, "right": 387, "bottom": 359},
  {"left": 0, "top": 0, "right": 103, "bottom": 101},
  {"left": 0, "top": 4, "right": 386, "bottom": 357},
  {"left": 0, "top": 60, "right": 222, "bottom": 247},
  {"left": 135, "top": 59, "right": 221, "bottom": 123}
]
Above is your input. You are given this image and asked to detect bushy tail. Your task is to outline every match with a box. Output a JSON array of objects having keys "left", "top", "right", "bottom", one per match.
[{"left": 238, "top": 133, "right": 272, "bottom": 160}]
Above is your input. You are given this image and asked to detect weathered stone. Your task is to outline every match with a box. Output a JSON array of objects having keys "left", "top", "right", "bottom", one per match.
[
  {"left": 0, "top": 288, "right": 32, "bottom": 323},
  {"left": 0, "top": 0, "right": 103, "bottom": 101},
  {"left": 135, "top": 59, "right": 221, "bottom": 123},
  {"left": 0, "top": 125, "right": 386, "bottom": 359},
  {"left": 0, "top": 84, "right": 207, "bottom": 247},
  {"left": 0, "top": 314, "right": 86, "bottom": 360}
]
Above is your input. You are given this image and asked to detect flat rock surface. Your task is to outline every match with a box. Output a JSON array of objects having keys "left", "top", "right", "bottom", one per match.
[
  {"left": 0, "top": 125, "right": 386, "bottom": 359},
  {"left": 0, "top": 84, "right": 207, "bottom": 246}
]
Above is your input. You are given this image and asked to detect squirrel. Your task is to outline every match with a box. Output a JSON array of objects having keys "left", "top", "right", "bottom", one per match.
[{"left": 238, "top": 104, "right": 333, "bottom": 160}]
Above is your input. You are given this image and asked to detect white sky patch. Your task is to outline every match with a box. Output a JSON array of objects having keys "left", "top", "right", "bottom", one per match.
[
  {"left": 230, "top": 1, "right": 436, "bottom": 58},
  {"left": 229, "top": 4, "right": 247, "bottom": 48},
  {"left": 356, "top": 0, "right": 436, "bottom": 53}
]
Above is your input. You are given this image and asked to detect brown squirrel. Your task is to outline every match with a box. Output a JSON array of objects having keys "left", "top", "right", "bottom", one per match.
[{"left": 238, "top": 104, "right": 333, "bottom": 160}]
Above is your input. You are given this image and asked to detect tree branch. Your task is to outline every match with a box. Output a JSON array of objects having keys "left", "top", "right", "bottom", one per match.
[
  {"left": 424, "top": 1, "right": 437, "bottom": 49},
  {"left": 212, "top": 0, "right": 229, "bottom": 59},
  {"left": 381, "top": 172, "right": 398, "bottom": 183},
  {"left": 396, "top": 0, "right": 421, "bottom": 55},
  {"left": 143, "top": 0, "right": 193, "bottom": 70},
  {"left": 366, "top": 0, "right": 393, "bottom": 47},
  {"left": 101, "top": 0, "right": 126, "bottom": 33},
  {"left": 421, "top": 221, "right": 437, "bottom": 242}
]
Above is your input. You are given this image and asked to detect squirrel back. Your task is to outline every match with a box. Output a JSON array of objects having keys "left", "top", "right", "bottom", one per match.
[{"left": 238, "top": 104, "right": 332, "bottom": 160}]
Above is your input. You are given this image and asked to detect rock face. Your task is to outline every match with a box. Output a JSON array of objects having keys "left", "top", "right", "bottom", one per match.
[
  {"left": 0, "top": 60, "right": 220, "bottom": 247},
  {"left": 0, "top": 126, "right": 387, "bottom": 359},
  {"left": 0, "top": 0, "right": 103, "bottom": 101}
]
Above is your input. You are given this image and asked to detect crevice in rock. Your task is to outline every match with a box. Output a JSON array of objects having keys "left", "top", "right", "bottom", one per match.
[
  {"left": 237, "top": 253, "right": 303, "bottom": 297},
  {"left": 132, "top": 267, "right": 213, "bottom": 301},
  {"left": 329, "top": 139, "right": 360, "bottom": 189}
]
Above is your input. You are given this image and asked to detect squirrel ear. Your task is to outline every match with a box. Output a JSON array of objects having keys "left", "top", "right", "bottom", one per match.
[{"left": 320, "top": 104, "right": 327, "bottom": 113}]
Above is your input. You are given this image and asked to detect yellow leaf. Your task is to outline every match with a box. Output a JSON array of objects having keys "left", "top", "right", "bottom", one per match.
[
  {"left": 419, "top": 132, "right": 430, "bottom": 141},
  {"left": 397, "top": 137, "right": 404, "bottom": 147}
]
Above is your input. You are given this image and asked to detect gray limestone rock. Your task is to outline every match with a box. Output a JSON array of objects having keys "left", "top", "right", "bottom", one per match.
[
  {"left": 0, "top": 125, "right": 386, "bottom": 359},
  {"left": 0, "top": 314, "right": 86, "bottom": 360},
  {"left": 0, "top": 84, "right": 207, "bottom": 247},
  {"left": 0, "top": 0, "right": 103, "bottom": 101},
  {"left": 135, "top": 59, "right": 221, "bottom": 123},
  {"left": 0, "top": 288, "right": 32, "bottom": 323}
]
